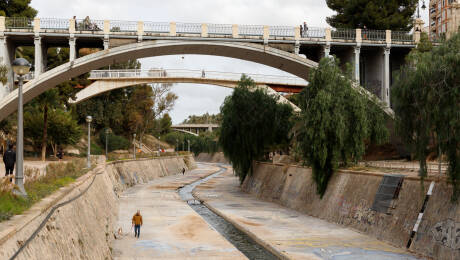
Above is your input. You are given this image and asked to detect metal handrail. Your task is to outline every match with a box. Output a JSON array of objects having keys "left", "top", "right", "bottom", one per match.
[
  {"left": 176, "top": 22, "right": 201, "bottom": 34},
  {"left": 239, "top": 25, "right": 264, "bottom": 36},
  {"left": 5, "top": 17, "right": 33, "bottom": 29},
  {"left": 208, "top": 24, "right": 232, "bottom": 35},
  {"left": 362, "top": 30, "right": 386, "bottom": 41},
  {"left": 40, "top": 18, "right": 69, "bottom": 30},
  {"left": 144, "top": 21, "right": 169, "bottom": 33},
  {"left": 110, "top": 20, "right": 137, "bottom": 32},
  {"left": 88, "top": 69, "right": 309, "bottom": 86},
  {"left": 331, "top": 28, "right": 356, "bottom": 40},
  {"left": 270, "top": 26, "right": 295, "bottom": 37},
  {"left": 301, "top": 27, "right": 326, "bottom": 38},
  {"left": 392, "top": 31, "right": 413, "bottom": 42}
]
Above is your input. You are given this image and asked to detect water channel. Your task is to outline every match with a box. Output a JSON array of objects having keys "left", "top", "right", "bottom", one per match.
[{"left": 178, "top": 164, "right": 279, "bottom": 260}]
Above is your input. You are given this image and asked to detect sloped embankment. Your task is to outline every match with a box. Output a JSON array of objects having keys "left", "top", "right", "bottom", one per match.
[
  {"left": 242, "top": 162, "right": 459, "bottom": 260},
  {"left": 0, "top": 155, "right": 195, "bottom": 260}
]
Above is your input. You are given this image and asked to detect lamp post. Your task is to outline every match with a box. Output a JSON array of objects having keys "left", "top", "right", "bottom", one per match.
[
  {"left": 187, "top": 139, "right": 190, "bottom": 153},
  {"left": 12, "top": 58, "right": 31, "bottom": 197},
  {"left": 86, "top": 116, "right": 92, "bottom": 168},
  {"left": 417, "top": 0, "right": 426, "bottom": 18},
  {"left": 133, "top": 133, "right": 136, "bottom": 159},
  {"left": 176, "top": 138, "right": 179, "bottom": 152},
  {"left": 105, "top": 128, "right": 111, "bottom": 159}
]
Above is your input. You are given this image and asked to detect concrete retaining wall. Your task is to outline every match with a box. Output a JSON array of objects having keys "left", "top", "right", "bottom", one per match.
[
  {"left": 0, "top": 155, "right": 195, "bottom": 260},
  {"left": 196, "top": 152, "right": 229, "bottom": 164},
  {"left": 242, "top": 162, "right": 459, "bottom": 260}
]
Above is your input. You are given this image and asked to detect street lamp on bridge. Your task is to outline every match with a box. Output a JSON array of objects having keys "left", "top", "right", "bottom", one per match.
[{"left": 12, "top": 57, "right": 31, "bottom": 197}]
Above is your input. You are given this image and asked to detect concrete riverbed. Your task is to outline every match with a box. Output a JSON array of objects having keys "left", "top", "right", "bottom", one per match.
[{"left": 113, "top": 163, "right": 421, "bottom": 259}]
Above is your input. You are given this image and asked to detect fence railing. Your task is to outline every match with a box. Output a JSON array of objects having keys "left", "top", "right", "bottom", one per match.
[
  {"left": 5, "top": 17, "right": 33, "bottom": 29},
  {"left": 208, "top": 24, "right": 232, "bottom": 35},
  {"left": 270, "top": 26, "right": 295, "bottom": 37},
  {"left": 88, "top": 69, "right": 309, "bottom": 86},
  {"left": 362, "top": 30, "right": 386, "bottom": 41},
  {"left": 110, "top": 20, "right": 137, "bottom": 32},
  {"left": 239, "top": 25, "right": 264, "bottom": 36},
  {"left": 144, "top": 21, "right": 169, "bottom": 33},
  {"left": 359, "top": 161, "right": 448, "bottom": 175},
  {"left": 331, "top": 28, "right": 356, "bottom": 40},
  {"left": 392, "top": 31, "right": 413, "bottom": 42},
  {"left": 1, "top": 17, "right": 416, "bottom": 43},
  {"left": 301, "top": 27, "right": 326, "bottom": 38},
  {"left": 176, "top": 22, "right": 201, "bottom": 34},
  {"left": 40, "top": 18, "right": 69, "bottom": 30}
]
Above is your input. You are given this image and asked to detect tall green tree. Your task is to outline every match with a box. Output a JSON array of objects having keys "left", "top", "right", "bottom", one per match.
[
  {"left": 0, "top": 0, "right": 37, "bottom": 18},
  {"left": 392, "top": 32, "right": 460, "bottom": 201},
  {"left": 219, "top": 75, "right": 293, "bottom": 183},
  {"left": 24, "top": 108, "right": 81, "bottom": 155},
  {"left": 326, "top": 0, "right": 418, "bottom": 31},
  {"left": 297, "top": 57, "right": 388, "bottom": 197}
]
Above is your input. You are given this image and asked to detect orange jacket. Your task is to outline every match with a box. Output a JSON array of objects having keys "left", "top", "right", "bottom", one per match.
[{"left": 132, "top": 214, "right": 143, "bottom": 225}]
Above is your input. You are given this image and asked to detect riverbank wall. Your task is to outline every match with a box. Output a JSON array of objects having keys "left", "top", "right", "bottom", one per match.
[
  {"left": 196, "top": 152, "right": 229, "bottom": 164},
  {"left": 242, "top": 162, "right": 459, "bottom": 260},
  {"left": 0, "top": 155, "right": 195, "bottom": 260}
]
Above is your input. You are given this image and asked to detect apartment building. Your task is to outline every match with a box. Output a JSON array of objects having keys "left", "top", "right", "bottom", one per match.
[{"left": 429, "top": 0, "right": 460, "bottom": 39}]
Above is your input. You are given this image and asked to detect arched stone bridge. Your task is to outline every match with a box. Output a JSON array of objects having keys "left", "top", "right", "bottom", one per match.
[{"left": 0, "top": 16, "right": 407, "bottom": 119}]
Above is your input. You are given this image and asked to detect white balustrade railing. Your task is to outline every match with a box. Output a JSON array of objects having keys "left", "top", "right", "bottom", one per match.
[
  {"left": 1, "top": 16, "right": 418, "bottom": 43},
  {"left": 89, "top": 69, "right": 309, "bottom": 86}
]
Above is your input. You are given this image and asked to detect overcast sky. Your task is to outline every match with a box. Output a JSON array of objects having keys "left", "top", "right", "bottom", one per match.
[{"left": 30, "top": 0, "right": 429, "bottom": 123}]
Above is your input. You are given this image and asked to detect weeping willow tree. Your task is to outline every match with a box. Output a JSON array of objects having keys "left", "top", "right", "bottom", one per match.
[
  {"left": 219, "top": 75, "right": 293, "bottom": 183},
  {"left": 297, "top": 58, "right": 388, "bottom": 198},
  {"left": 392, "top": 32, "right": 460, "bottom": 201}
]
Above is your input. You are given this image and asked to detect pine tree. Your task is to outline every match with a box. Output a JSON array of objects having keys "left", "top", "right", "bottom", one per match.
[
  {"left": 0, "top": 0, "right": 38, "bottom": 18},
  {"left": 326, "top": 0, "right": 418, "bottom": 31}
]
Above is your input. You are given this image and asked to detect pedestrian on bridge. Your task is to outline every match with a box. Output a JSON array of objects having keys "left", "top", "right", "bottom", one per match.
[
  {"left": 3, "top": 144, "right": 16, "bottom": 183},
  {"left": 132, "top": 210, "right": 143, "bottom": 238}
]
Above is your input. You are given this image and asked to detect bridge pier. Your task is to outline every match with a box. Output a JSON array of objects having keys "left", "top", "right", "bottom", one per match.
[
  {"left": 69, "top": 37, "right": 76, "bottom": 62},
  {"left": 354, "top": 45, "right": 361, "bottom": 84},
  {"left": 383, "top": 47, "right": 391, "bottom": 106},
  {"left": 0, "top": 36, "right": 14, "bottom": 99}
]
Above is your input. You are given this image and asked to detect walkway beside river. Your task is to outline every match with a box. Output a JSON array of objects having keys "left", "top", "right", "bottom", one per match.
[
  {"left": 194, "top": 166, "right": 421, "bottom": 260},
  {"left": 112, "top": 164, "right": 247, "bottom": 259}
]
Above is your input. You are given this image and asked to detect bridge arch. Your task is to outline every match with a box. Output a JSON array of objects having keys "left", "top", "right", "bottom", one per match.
[{"left": 0, "top": 40, "right": 317, "bottom": 120}]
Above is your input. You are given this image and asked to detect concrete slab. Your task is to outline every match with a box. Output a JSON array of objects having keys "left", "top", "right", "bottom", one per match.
[
  {"left": 194, "top": 166, "right": 423, "bottom": 260},
  {"left": 112, "top": 164, "right": 247, "bottom": 259}
]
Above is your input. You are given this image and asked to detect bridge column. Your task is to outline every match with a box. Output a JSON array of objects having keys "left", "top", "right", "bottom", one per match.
[
  {"left": 69, "top": 37, "right": 76, "bottom": 62},
  {"left": 323, "top": 44, "right": 330, "bottom": 58},
  {"left": 0, "top": 35, "right": 14, "bottom": 98},
  {"left": 137, "top": 21, "right": 144, "bottom": 42},
  {"left": 354, "top": 45, "right": 360, "bottom": 84},
  {"left": 34, "top": 37, "right": 42, "bottom": 77},
  {"left": 104, "top": 20, "right": 110, "bottom": 49},
  {"left": 383, "top": 47, "right": 391, "bottom": 106}
]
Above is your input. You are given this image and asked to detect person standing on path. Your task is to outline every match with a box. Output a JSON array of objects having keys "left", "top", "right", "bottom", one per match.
[
  {"left": 182, "top": 167, "right": 185, "bottom": 175},
  {"left": 3, "top": 144, "right": 16, "bottom": 183},
  {"left": 132, "top": 210, "right": 143, "bottom": 238}
]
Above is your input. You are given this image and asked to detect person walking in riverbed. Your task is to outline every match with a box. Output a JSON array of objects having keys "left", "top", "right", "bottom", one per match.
[
  {"left": 132, "top": 210, "right": 143, "bottom": 238},
  {"left": 3, "top": 144, "right": 16, "bottom": 183}
]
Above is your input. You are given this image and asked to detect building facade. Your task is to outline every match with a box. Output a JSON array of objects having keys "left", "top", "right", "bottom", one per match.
[{"left": 429, "top": 0, "right": 460, "bottom": 39}]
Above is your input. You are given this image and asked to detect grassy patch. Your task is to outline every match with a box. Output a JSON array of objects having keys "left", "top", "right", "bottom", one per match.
[{"left": 0, "top": 159, "right": 88, "bottom": 222}]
